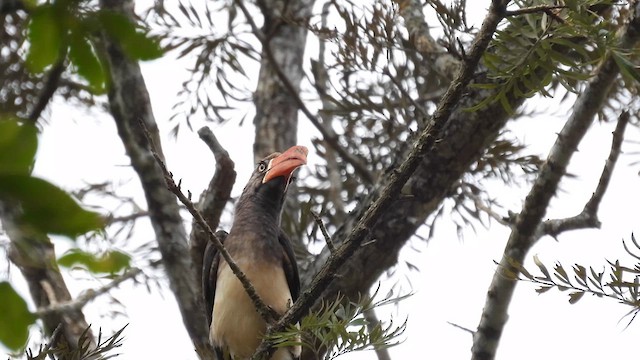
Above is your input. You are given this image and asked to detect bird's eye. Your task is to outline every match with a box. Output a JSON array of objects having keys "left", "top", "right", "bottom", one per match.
[{"left": 257, "top": 162, "right": 267, "bottom": 172}]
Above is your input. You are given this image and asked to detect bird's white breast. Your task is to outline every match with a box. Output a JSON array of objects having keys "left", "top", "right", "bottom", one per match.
[{"left": 211, "top": 259, "right": 301, "bottom": 359}]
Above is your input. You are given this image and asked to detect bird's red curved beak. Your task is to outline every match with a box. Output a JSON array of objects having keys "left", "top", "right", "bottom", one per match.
[{"left": 262, "top": 145, "right": 308, "bottom": 184}]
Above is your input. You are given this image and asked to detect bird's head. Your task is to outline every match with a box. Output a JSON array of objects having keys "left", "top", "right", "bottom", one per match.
[{"left": 240, "top": 145, "right": 308, "bottom": 210}]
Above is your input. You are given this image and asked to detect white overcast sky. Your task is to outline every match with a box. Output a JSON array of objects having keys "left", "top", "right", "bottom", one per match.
[{"left": 4, "top": 1, "right": 640, "bottom": 359}]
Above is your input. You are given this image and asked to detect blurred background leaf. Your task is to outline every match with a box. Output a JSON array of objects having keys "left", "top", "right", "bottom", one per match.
[{"left": 0, "top": 282, "right": 36, "bottom": 351}]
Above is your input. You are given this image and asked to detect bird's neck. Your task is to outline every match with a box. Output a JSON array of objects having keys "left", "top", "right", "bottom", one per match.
[{"left": 232, "top": 194, "right": 282, "bottom": 236}]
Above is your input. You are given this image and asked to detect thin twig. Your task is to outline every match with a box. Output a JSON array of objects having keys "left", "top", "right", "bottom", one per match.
[
  {"left": 447, "top": 321, "right": 475, "bottom": 336},
  {"left": 460, "top": 184, "right": 511, "bottom": 227},
  {"left": 251, "top": 0, "right": 510, "bottom": 357},
  {"left": 34, "top": 261, "right": 160, "bottom": 318},
  {"left": 583, "top": 111, "right": 629, "bottom": 215},
  {"left": 139, "top": 120, "right": 279, "bottom": 323},
  {"left": 542, "top": 111, "right": 630, "bottom": 237},
  {"left": 311, "top": 211, "right": 335, "bottom": 254},
  {"left": 312, "top": 1, "right": 347, "bottom": 221},
  {"left": 504, "top": 5, "right": 566, "bottom": 17},
  {"left": 234, "top": 0, "right": 375, "bottom": 185},
  {"left": 383, "top": 67, "right": 431, "bottom": 120},
  {"left": 105, "top": 211, "right": 150, "bottom": 225}
]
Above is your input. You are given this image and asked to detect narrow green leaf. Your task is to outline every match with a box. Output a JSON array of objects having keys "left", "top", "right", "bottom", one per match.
[
  {"left": 0, "top": 175, "right": 103, "bottom": 237},
  {"left": 469, "top": 83, "right": 499, "bottom": 90},
  {"left": 97, "top": 11, "right": 163, "bottom": 61},
  {"left": 498, "top": 92, "right": 514, "bottom": 115},
  {"left": 568, "top": 291, "right": 585, "bottom": 304},
  {"left": 534, "top": 254, "right": 551, "bottom": 280},
  {"left": 540, "top": 13, "right": 548, "bottom": 32},
  {"left": 554, "top": 263, "right": 571, "bottom": 284},
  {"left": 535, "top": 286, "right": 552, "bottom": 294},
  {"left": 68, "top": 32, "right": 106, "bottom": 94},
  {"left": 612, "top": 51, "right": 640, "bottom": 84},
  {"left": 0, "top": 119, "right": 37, "bottom": 174},
  {"left": 0, "top": 282, "right": 36, "bottom": 351},
  {"left": 26, "top": 5, "right": 63, "bottom": 73},
  {"left": 58, "top": 249, "right": 130, "bottom": 274}
]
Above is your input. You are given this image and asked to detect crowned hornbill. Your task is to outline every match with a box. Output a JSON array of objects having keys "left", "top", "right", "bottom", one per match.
[{"left": 202, "top": 145, "right": 307, "bottom": 360}]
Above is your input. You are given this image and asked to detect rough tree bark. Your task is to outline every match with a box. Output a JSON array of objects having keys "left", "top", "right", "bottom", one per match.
[
  {"left": 251, "top": 0, "right": 315, "bottom": 161},
  {"left": 99, "top": 0, "right": 215, "bottom": 357},
  {"left": 304, "top": 0, "right": 517, "bottom": 296}
]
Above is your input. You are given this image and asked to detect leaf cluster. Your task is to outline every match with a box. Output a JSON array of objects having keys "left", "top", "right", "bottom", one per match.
[
  {"left": 0, "top": 117, "right": 107, "bottom": 351},
  {"left": 471, "top": 0, "right": 618, "bottom": 113},
  {"left": 22, "top": 325, "right": 126, "bottom": 360},
  {"left": 148, "top": 1, "right": 257, "bottom": 135},
  {"left": 0, "top": 118, "right": 103, "bottom": 238},
  {"left": 510, "top": 234, "right": 640, "bottom": 322},
  {"left": 23, "top": 0, "right": 162, "bottom": 94},
  {"left": 266, "top": 290, "right": 407, "bottom": 360},
  {"left": 299, "top": 2, "right": 428, "bottom": 225}
]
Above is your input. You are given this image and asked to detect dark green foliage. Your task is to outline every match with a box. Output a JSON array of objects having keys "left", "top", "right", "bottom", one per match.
[
  {"left": 98, "top": 11, "right": 163, "bottom": 61},
  {"left": 23, "top": 1, "right": 163, "bottom": 94},
  {"left": 68, "top": 31, "right": 106, "bottom": 94},
  {"left": 0, "top": 282, "right": 36, "bottom": 351},
  {"left": 612, "top": 50, "right": 640, "bottom": 85},
  {"left": 0, "top": 175, "right": 104, "bottom": 237},
  {"left": 0, "top": 118, "right": 104, "bottom": 238},
  {"left": 25, "top": 5, "right": 63, "bottom": 73},
  {"left": 471, "top": 0, "right": 620, "bottom": 112},
  {"left": 0, "top": 118, "right": 37, "bottom": 174}
]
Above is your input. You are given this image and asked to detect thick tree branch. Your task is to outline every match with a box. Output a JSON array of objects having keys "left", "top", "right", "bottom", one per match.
[
  {"left": 396, "top": 0, "right": 461, "bottom": 79},
  {"left": 252, "top": 2, "right": 510, "bottom": 358},
  {"left": 471, "top": 5, "right": 640, "bottom": 359},
  {"left": 239, "top": 0, "right": 312, "bottom": 162},
  {"left": 189, "top": 127, "right": 236, "bottom": 300},
  {"left": 98, "top": 0, "right": 214, "bottom": 357},
  {"left": 301, "top": 5, "right": 614, "bottom": 334},
  {"left": 541, "top": 111, "right": 629, "bottom": 237},
  {"left": 236, "top": 0, "right": 374, "bottom": 184}
]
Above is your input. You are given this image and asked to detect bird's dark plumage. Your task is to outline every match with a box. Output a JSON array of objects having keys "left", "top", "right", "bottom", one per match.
[{"left": 202, "top": 145, "right": 307, "bottom": 360}]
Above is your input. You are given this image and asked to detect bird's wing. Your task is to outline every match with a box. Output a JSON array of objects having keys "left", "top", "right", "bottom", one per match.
[
  {"left": 202, "top": 229, "right": 228, "bottom": 328},
  {"left": 278, "top": 229, "right": 300, "bottom": 301}
]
